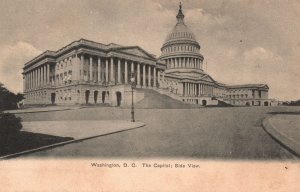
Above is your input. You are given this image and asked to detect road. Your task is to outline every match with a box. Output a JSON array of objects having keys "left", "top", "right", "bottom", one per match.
[{"left": 17, "top": 106, "right": 299, "bottom": 160}]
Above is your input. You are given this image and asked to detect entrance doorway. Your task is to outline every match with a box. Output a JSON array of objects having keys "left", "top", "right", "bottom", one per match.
[
  {"left": 202, "top": 100, "right": 207, "bottom": 106},
  {"left": 94, "top": 91, "right": 98, "bottom": 104},
  {"left": 51, "top": 93, "right": 56, "bottom": 104},
  {"left": 85, "top": 90, "right": 90, "bottom": 104},
  {"left": 264, "top": 101, "right": 268, "bottom": 106},
  {"left": 116, "top": 92, "right": 122, "bottom": 106},
  {"left": 102, "top": 91, "right": 106, "bottom": 103}
]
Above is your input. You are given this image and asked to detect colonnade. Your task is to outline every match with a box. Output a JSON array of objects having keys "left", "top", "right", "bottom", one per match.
[
  {"left": 165, "top": 57, "right": 202, "bottom": 69},
  {"left": 183, "top": 82, "right": 216, "bottom": 97},
  {"left": 24, "top": 63, "right": 50, "bottom": 91},
  {"left": 77, "top": 55, "right": 160, "bottom": 88},
  {"left": 24, "top": 54, "right": 161, "bottom": 92}
]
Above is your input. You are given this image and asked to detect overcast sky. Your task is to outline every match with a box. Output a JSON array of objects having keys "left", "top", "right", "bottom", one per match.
[{"left": 0, "top": 0, "right": 299, "bottom": 100}]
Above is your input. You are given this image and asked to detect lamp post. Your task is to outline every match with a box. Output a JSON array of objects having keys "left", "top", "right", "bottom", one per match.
[{"left": 130, "top": 72, "right": 136, "bottom": 122}]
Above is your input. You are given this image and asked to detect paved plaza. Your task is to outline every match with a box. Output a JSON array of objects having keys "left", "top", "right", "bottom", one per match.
[{"left": 15, "top": 106, "right": 299, "bottom": 160}]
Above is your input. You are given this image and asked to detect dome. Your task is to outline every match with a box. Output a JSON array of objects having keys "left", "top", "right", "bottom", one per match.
[{"left": 162, "top": 3, "right": 200, "bottom": 49}]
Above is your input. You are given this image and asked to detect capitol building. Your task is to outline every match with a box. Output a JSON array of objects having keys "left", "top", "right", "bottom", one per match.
[{"left": 22, "top": 3, "right": 275, "bottom": 107}]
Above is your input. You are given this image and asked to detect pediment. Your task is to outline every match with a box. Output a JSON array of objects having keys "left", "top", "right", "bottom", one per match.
[
  {"left": 117, "top": 47, "right": 155, "bottom": 60},
  {"left": 200, "top": 75, "right": 215, "bottom": 83}
]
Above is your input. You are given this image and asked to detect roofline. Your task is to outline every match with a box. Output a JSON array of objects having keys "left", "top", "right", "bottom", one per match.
[{"left": 24, "top": 38, "right": 159, "bottom": 68}]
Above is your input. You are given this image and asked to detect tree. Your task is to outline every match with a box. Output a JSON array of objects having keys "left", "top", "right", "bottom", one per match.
[{"left": 0, "top": 82, "right": 24, "bottom": 111}]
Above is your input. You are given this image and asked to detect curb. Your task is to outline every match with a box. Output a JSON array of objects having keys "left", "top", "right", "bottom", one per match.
[
  {"left": 3, "top": 107, "right": 84, "bottom": 114},
  {"left": 0, "top": 122, "right": 145, "bottom": 160},
  {"left": 262, "top": 116, "right": 300, "bottom": 158}
]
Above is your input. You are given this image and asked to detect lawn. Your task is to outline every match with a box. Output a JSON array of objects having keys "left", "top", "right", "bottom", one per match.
[{"left": 0, "top": 131, "right": 73, "bottom": 157}]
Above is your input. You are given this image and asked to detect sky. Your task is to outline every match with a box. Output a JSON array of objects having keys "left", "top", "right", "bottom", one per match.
[{"left": 0, "top": 0, "right": 299, "bottom": 101}]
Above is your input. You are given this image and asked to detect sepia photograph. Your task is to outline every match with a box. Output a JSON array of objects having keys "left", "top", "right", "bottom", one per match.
[{"left": 0, "top": 0, "right": 299, "bottom": 191}]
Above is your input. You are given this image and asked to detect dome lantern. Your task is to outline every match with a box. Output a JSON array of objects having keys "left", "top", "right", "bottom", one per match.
[{"left": 176, "top": 2, "right": 184, "bottom": 24}]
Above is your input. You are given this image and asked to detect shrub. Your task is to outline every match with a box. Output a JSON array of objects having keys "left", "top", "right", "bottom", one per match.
[{"left": 0, "top": 112, "right": 22, "bottom": 135}]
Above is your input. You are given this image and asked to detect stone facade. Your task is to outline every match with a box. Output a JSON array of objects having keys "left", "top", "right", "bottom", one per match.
[{"left": 23, "top": 40, "right": 164, "bottom": 106}]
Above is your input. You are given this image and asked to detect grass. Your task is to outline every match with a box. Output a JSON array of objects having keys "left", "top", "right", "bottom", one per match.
[{"left": 0, "top": 131, "right": 73, "bottom": 157}]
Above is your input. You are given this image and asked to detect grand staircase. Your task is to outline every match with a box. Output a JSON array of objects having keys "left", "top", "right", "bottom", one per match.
[{"left": 134, "top": 88, "right": 198, "bottom": 109}]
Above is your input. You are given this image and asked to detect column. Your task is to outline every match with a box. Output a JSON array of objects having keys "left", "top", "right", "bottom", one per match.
[
  {"left": 43, "top": 65, "right": 46, "bottom": 86},
  {"left": 27, "top": 72, "right": 30, "bottom": 90},
  {"left": 187, "top": 83, "right": 190, "bottom": 96},
  {"left": 29, "top": 73, "right": 31, "bottom": 89},
  {"left": 125, "top": 60, "right": 128, "bottom": 84},
  {"left": 117, "top": 58, "right": 121, "bottom": 83},
  {"left": 31, "top": 71, "right": 33, "bottom": 89},
  {"left": 37, "top": 67, "right": 40, "bottom": 87},
  {"left": 89, "top": 57, "right": 93, "bottom": 81},
  {"left": 175, "top": 58, "right": 178, "bottom": 68},
  {"left": 193, "top": 84, "right": 195, "bottom": 96},
  {"left": 158, "top": 70, "right": 161, "bottom": 85},
  {"left": 38, "top": 68, "right": 41, "bottom": 87},
  {"left": 131, "top": 61, "right": 134, "bottom": 73},
  {"left": 38, "top": 67, "right": 41, "bottom": 87},
  {"left": 137, "top": 63, "right": 140, "bottom": 86},
  {"left": 24, "top": 73, "right": 26, "bottom": 90},
  {"left": 23, "top": 75, "right": 26, "bottom": 91},
  {"left": 81, "top": 55, "right": 84, "bottom": 81},
  {"left": 186, "top": 58, "right": 189, "bottom": 68},
  {"left": 143, "top": 64, "right": 146, "bottom": 87},
  {"left": 75, "top": 54, "right": 79, "bottom": 81},
  {"left": 198, "top": 84, "right": 200, "bottom": 96},
  {"left": 32, "top": 69, "right": 35, "bottom": 88},
  {"left": 105, "top": 58, "right": 109, "bottom": 83},
  {"left": 30, "top": 71, "right": 32, "bottom": 89},
  {"left": 47, "top": 64, "right": 50, "bottom": 85},
  {"left": 40, "top": 66, "right": 43, "bottom": 86},
  {"left": 153, "top": 67, "right": 156, "bottom": 88},
  {"left": 35, "top": 69, "right": 37, "bottom": 88},
  {"left": 110, "top": 57, "right": 114, "bottom": 83},
  {"left": 148, "top": 65, "right": 151, "bottom": 87},
  {"left": 98, "top": 57, "right": 101, "bottom": 82}
]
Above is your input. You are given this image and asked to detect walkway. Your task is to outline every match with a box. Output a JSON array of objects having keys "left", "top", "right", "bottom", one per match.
[
  {"left": 22, "top": 120, "right": 145, "bottom": 140},
  {"left": 3, "top": 105, "right": 81, "bottom": 114},
  {"left": 262, "top": 114, "right": 300, "bottom": 157}
]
